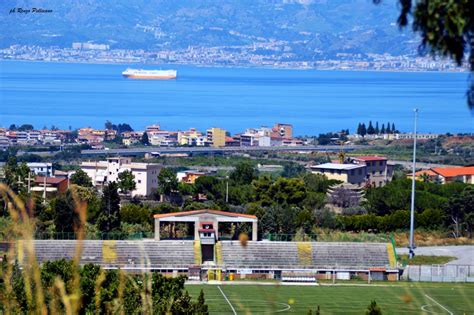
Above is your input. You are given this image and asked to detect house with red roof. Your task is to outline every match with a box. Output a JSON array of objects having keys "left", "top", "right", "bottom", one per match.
[
  {"left": 30, "top": 176, "right": 68, "bottom": 197},
  {"left": 411, "top": 166, "right": 474, "bottom": 184}
]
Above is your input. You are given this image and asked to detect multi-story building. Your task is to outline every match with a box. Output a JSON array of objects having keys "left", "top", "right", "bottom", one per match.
[
  {"left": 310, "top": 163, "right": 367, "bottom": 186},
  {"left": 272, "top": 123, "right": 293, "bottom": 139},
  {"left": 81, "top": 157, "right": 161, "bottom": 197},
  {"left": 77, "top": 128, "right": 117, "bottom": 144},
  {"left": 0, "top": 136, "right": 9, "bottom": 149},
  {"left": 350, "top": 156, "right": 394, "bottom": 187},
  {"left": 16, "top": 131, "right": 29, "bottom": 144},
  {"left": 28, "top": 162, "right": 53, "bottom": 177},
  {"left": 146, "top": 124, "right": 161, "bottom": 134},
  {"left": 177, "top": 170, "right": 206, "bottom": 184},
  {"left": 178, "top": 128, "right": 203, "bottom": 146},
  {"left": 310, "top": 156, "right": 394, "bottom": 187},
  {"left": 122, "top": 131, "right": 143, "bottom": 146},
  {"left": 240, "top": 127, "right": 272, "bottom": 147},
  {"left": 206, "top": 127, "right": 226, "bottom": 147}
]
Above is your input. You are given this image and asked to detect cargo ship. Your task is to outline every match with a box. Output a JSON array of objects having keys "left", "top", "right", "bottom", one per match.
[{"left": 122, "top": 68, "right": 177, "bottom": 80}]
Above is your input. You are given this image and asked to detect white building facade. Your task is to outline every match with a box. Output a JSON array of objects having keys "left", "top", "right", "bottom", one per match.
[{"left": 81, "top": 157, "right": 161, "bottom": 197}]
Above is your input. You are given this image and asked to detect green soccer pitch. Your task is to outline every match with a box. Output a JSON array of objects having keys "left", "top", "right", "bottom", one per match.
[{"left": 186, "top": 282, "right": 474, "bottom": 314}]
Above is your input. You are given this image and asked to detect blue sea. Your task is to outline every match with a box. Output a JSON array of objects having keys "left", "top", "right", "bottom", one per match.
[{"left": 0, "top": 61, "right": 472, "bottom": 135}]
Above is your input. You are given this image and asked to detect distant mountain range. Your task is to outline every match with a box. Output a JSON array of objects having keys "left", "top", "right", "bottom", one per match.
[{"left": 1, "top": 0, "right": 420, "bottom": 58}]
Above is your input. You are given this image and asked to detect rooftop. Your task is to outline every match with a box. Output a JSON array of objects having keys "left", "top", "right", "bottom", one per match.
[
  {"left": 432, "top": 166, "right": 474, "bottom": 178},
  {"left": 353, "top": 156, "right": 387, "bottom": 161},
  {"left": 153, "top": 209, "right": 257, "bottom": 220},
  {"left": 311, "top": 163, "right": 365, "bottom": 170},
  {"left": 34, "top": 176, "right": 67, "bottom": 185}
]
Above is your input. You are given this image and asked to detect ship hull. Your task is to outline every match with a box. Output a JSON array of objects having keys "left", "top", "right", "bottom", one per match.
[{"left": 123, "top": 74, "right": 176, "bottom": 80}]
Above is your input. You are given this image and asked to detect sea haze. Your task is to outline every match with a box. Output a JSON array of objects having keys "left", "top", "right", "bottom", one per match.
[{"left": 0, "top": 61, "right": 472, "bottom": 135}]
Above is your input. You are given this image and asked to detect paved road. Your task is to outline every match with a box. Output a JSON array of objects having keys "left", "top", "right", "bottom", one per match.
[
  {"left": 396, "top": 246, "right": 474, "bottom": 265},
  {"left": 81, "top": 145, "right": 369, "bottom": 156},
  {"left": 389, "top": 160, "right": 461, "bottom": 170}
]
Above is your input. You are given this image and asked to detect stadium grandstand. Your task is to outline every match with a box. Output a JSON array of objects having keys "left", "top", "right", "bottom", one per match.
[{"left": 16, "top": 209, "right": 400, "bottom": 282}]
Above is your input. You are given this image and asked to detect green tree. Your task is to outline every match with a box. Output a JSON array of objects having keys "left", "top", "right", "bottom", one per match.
[
  {"left": 118, "top": 170, "right": 136, "bottom": 195},
  {"left": 195, "top": 289, "right": 209, "bottom": 315},
  {"left": 52, "top": 192, "right": 77, "bottom": 232},
  {"left": 366, "top": 300, "right": 382, "bottom": 315},
  {"left": 97, "top": 182, "right": 121, "bottom": 233},
  {"left": 360, "top": 123, "right": 367, "bottom": 137},
  {"left": 230, "top": 162, "right": 258, "bottom": 185},
  {"left": 70, "top": 169, "right": 93, "bottom": 187},
  {"left": 120, "top": 204, "right": 151, "bottom": 227},
  {"left": 282, "top": 163, "right": 306, "bottom": 178},
  {"left": 141, "top": 132, "right": 150, "bottom": 145},
  {"left": 446, "top": 186, "right": 474, "bottom": 237},
  {"left": 80, "top": 263, "right": 102, "bottom": 313},
  {"left": 302, "top": 173, "right": 339, "bottom": 193},
  {"left": 17, "top": 124, "right": 34, "bottom": 131},
  {"left": 367, "top": 121, "right": 375, "bottom": 135},
  {"left": 379, "top": 0, "right": 473, "bottom": 108},
  {"left": 2, "top": 157, "right": 30, "bottom": 193},
  {"left": 11, "top": 260, "right": 28, "bottom": 312},
  {"left": 195, "top": 176, "right": 224, "bottom": 202},
  {"left": 157, "top": 168, "right": 179, "bottom": 200}
]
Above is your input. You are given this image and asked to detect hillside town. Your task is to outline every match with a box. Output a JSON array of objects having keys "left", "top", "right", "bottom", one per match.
[{"left": 0, "top": 44, "right": 467, "bottom": 72}]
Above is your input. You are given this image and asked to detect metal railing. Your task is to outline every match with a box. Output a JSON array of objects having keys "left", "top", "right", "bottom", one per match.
[
  {"left": 34, "top": 231, "right": 155, "bottom": 240},
  {"left": 263, "top": 233, "right": 318, "bottom": 242}
]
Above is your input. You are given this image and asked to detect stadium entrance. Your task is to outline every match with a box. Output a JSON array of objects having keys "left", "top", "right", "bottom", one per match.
[{"left": 153, "top": 209, "right": 258, "bottom": 265}]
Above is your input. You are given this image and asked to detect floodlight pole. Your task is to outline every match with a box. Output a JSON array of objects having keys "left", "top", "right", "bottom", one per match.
[
  {"left": 409, "top": 108, "right": 418, "bottom": 259},
  {"left": 225, "top": 175, "right": 229, "bottom": 203}
]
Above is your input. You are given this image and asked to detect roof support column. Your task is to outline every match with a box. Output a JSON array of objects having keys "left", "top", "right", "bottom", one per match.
[
  {"left": 154, "top": 218, "right": 160, "bottom": 241},
  {"left": 194, "top": 220, "right": 199, "bottom": 241},
  {"left": 252, "top": 221, "right": 258, "bottom": 241}
]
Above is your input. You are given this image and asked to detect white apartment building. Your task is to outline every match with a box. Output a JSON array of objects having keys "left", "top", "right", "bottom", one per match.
[
  {"left": 240, "top": 127, "right": 272, "bottom": 147},
  {"left": 81, "top": 157, "right": 161, "bottom": 197},
  {"left": 27, "top": 162, "right": 53, "bottom": 177}
]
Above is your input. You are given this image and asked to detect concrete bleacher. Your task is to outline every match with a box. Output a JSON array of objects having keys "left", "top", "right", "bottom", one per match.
[
  {"left": 19, "top": 240, "right": 393, "bottom": 271},
  {"left": 22, "top": 240, "right": 195, "bottom": 268},
  {"left": 220, "top": 241, "right": 391, "bottom": 269}
]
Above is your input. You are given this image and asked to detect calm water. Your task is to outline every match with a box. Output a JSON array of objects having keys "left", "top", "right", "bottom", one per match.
[{"left": 0, "top": 61, "right": 472, "bottom": 135}]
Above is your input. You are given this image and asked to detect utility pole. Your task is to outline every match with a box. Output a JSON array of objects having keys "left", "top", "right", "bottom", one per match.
[
  {"left": 409, "top": 108, "right": 418, "bottom": 259},
  {"left": 26, "top": 172, "right": 35, "bottom": 193},
  {"left": 42, "top": 176, "right": 47, "bottom": 204},
  {"left": 225, "top": 175, "right": 229, "bottom": 203}
]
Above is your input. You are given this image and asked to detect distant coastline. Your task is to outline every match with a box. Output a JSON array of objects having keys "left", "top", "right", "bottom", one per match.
[{"left": 0, "top": 58, "right": 468, "bottom": 74}]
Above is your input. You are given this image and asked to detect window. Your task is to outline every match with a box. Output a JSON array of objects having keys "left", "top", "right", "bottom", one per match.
[{"left": 138, "top": 180, "right": 142, "bottom": 184}]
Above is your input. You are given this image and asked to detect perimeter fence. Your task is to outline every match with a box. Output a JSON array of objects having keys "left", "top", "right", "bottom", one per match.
[{"left": 403, "top": 264, "right": 474, "bottom": 282}]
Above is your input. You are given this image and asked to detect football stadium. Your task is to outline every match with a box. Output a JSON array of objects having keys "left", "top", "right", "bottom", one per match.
[{"left": 12, "top": 209, "right": 474, "bottom": 314}]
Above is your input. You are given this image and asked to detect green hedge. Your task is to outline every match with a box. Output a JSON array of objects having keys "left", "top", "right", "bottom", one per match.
[{"left": 337, "top": 209, "right": 445, "bottom": 232}]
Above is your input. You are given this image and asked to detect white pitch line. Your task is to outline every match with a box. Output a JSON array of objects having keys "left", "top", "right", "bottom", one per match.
[
  {"left": 425, "top": 294, "right": 453, "bottom": 315},
  {"left": 218, "top": 285, "right": 237, "bottom": 315}
]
